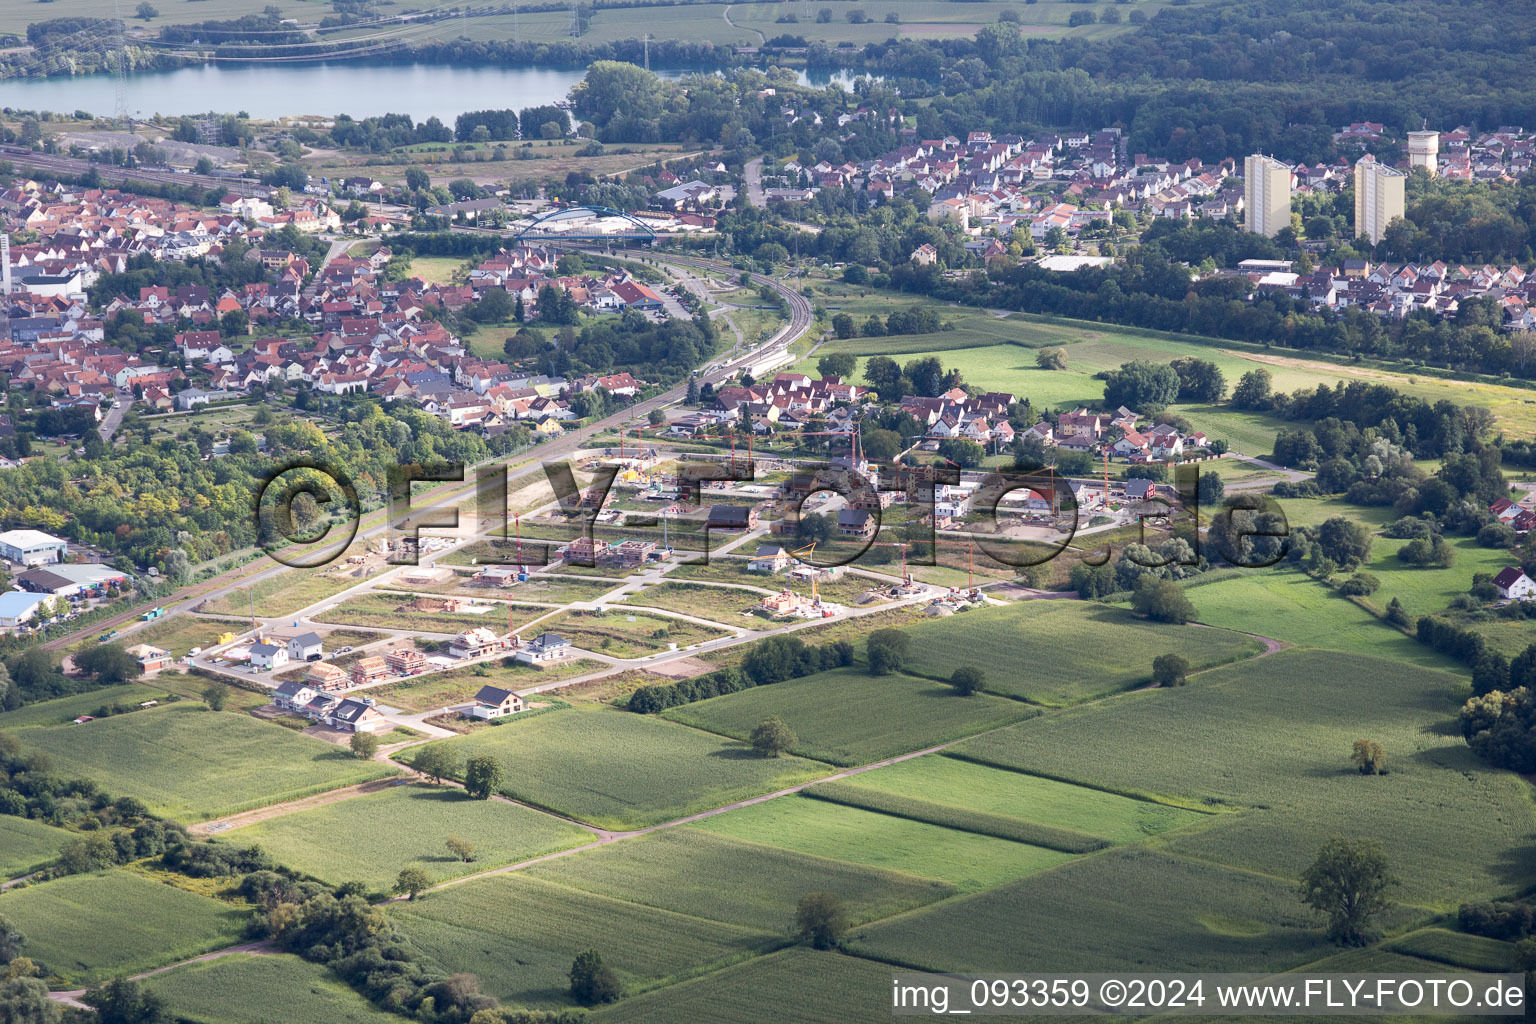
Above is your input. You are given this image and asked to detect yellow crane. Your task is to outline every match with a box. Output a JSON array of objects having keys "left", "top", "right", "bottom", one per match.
[{"left": 787, "top": 540, "right": 828, "bottom": 611}]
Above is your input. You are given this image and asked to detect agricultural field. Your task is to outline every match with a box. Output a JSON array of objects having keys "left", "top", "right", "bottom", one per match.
[
  {"left": 525, "top": 827, "right": 953, "bottom": 932},
  {"left": 366, "top": 659, "right": 604, "bottom": 714},
  {"left": 232, "top": 782, "right": 594, "bottom": 889},
  {"left": 853, "top": 848, "right": 1331, "bottom": 974},
  {"left": 895, "top": 601, "right": 1264, "bottom": 703},
  {"left": 0, "top": 816, "right": 73, "bottom": 879},
  {"left": 1187, "top": 570, "right": 1461, "bottom": 668},
  {"left": 592, "top": 948, "right": 897, "bottom": 1024},
  {"left": 389, "top": 874, "right": 776, "bottom": 1009},
  {"left": 830, "top": 755, "right": 1206, "bottom": 845},
  {"left": 690, "top": 794, "right": 1074, "bottom": 891},
  {"left": 0, "top": 684, "right": 177, "bottom": 729},
  {"left": 310, "top": 592, "right": 549, "bottom": 635},
  {"left": 1386, "top": 928, "right": 1515, "bottom": 971},
  {"left": 662, "top": 667, "right": 1037, "bottom": 766},
  {"left": 1355, "top": 532, "right": 1516, "bottom": 618},
  {"left": 146, "top": 953, "right": 404, "bottom": 1024},
  {"left": 403, "top": 707, "right": 830, "bottom": 829},
  {"left": 9, "top": 703, "right": 398, "bottom": 820},
  {"left": 955, "top": 650, "right": 1536, "bottom": 907},
  {"left": 0, "top": 870, "right": 248, "bottom": 987},
  {"left": 535, "top": 608, "right": 733, "bottom": 657}
]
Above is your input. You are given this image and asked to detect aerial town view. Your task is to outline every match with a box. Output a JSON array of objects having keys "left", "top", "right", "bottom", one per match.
[{"left": 2, "top": 0, "right": 1536, "bottom": 1021}]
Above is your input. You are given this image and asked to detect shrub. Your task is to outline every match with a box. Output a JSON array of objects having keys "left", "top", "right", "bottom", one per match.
[{"left": 1338, "top": 572, "right": 1381, "bottom": 596}]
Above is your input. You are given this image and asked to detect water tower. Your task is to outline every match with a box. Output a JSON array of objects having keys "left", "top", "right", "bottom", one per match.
[{"left": 1407, "top": 129, "right": 1439, "bottom": 177}]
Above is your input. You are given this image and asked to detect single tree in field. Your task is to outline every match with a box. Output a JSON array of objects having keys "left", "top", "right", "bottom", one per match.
[
  {"left": 1035, "top": 347, "right": 1068, "bottom": 371},
  {"left": 949, "top": 666, "right": 985, "bottom": 696},
  {"left": 412, "top": 744, "right": 458, "bottom": 785},
  {"left": 866, "top": 628, "right": 910, "bottom": 675},
  {"left": 794, "top": 891, "right": 847, "bottom": 949},
  {"left": 135, "top": 2, "right": 159, "bottom": 18},
  {"left": 0, "top": 913, "right": 26, "bottom": 962},
  {"left": 1151, "top": 653, "right": 1190, "bottom": 687},
  {"left": 393, "top": 867, "right": 432, "bottom": 901},
  {"left": 751, "top": 717, "right": 796, "bottom": 758},
  {"left": 349, "top": 732, "right": 379, "bottom": 760},
  {"left": 463, "top": 755, "right": 503, "bottom": 799},
  {"left": 201, "top": 682, "right": 229, "bottom": 711},
  {"left": 1350, "top": 739, "right": 1385, "bottom": 775},
  {"left": 84, "top": 976, "right": 166, "bottom": 1023},
  {"left": 569, "top": 949, "right": 622, "bottom": 1005},
  {"left": 1298, "top": 836, "right": 1396, "bottom": 945},
  {"left": 1131, "top": 577, "right": 1196, "bottom": 625},
  {"left": 446, "top": 835, "right": 476, "bottom": 863}
]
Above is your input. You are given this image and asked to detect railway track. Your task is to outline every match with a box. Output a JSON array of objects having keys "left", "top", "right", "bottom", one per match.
[{"left": 0, "top": 145, "right": 270, "bottom": 198}]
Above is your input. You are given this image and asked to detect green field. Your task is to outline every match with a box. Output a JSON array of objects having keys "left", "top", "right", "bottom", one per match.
[
  {"left": 146, "top": 953, "right": 402, "bottom": 1024},
  {"left": 663, "top": 667, "right": 1037, "bottom": 766},
  {"left": 892, "top": 601, "right": 1264, "bottom": 703},
  {"left": 535, "top": 608, "right": 733, "bottom": 657},
  {"left": 831, "top": 755, "right": 1206, "bottom": 845},
  {"left": 619, "top": 580, "right": 770, "bottom": 621},
  {"left": 72, "top": 614, "right": 246, "bottom": 658},
  {"left": 0, "top": 816, "right": 73, "bottom": 878},
  {"left": 690, "top": 794, "right": 1073, "bottom": 891},
  {"left": 198, "top": 554, "right": 378, "bottom": 619},
  {"left": 403, "top": 707, "right": 829, "bottom": 829},
  {"left": 854, "top": 847, "right": 1329, "bottom": 974},
  {"left": 1357, "top": 533, "right": 1517, "bottom": 618},
  {"left": 525, "top": 826, "right": 952, "bottom": 932},
  {"left": 592, "top": 948, "right": 897, "bottom": 1024},
  {"left": 390, "top": 874, "right": 775, "bottom": 1009},
  {"left": 232, "top": 782, "right": 593, "bottom": 889},
  {"left": 385, "top": 570, "right": 618, "bottom": 606},
  {"left": 1387, "top": 928, "right": 1515, "bottom": 971},
  {"left": 11, "top": 704, "right": 398, "bottom": 820},
  {"left": 796, "top": 308, "right": 1536, "bottom": 452},
  {"left": 1187, "top": 570, "right": 1459, "bottom": 668},
  {"left": 955, "top": 650, "right": 1535, "bottom": 907},
  {"left": 0, "top": 870, "right": 248, "bottom": 987}
]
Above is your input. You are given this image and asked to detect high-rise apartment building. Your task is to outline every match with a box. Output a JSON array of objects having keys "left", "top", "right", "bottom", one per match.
[
  {"left": 1244, "top": 155, "right": 1292, "bottom": 237},
  {"left": 1354, "top": 155, "right": 1406, "bottom": 245}
]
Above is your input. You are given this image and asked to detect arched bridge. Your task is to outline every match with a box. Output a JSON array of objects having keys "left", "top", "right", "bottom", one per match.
[{"left": 514, "top": 206, "right": 658, "bottom": 243}]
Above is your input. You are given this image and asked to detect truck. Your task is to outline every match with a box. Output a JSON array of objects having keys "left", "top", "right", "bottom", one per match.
[
  {"left": 98, "top": 630, "right": 118, "bottom": 642},
  {"left": 140, "top": 607, "right": 165, "bottom": 621}
]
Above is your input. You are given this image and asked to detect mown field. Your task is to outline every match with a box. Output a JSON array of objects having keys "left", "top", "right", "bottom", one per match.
[
  {"left": 232, "top": 782, "right": 593, "bottom": 889},
  {"left": 831, "top": 754, "right": 1206, "bottom": 845},
  {"left": 390, "top": 874, "right": 776, "bottom": 1009},
  {"left": 11, "top": 704, "right": 398, "bottom": 820},
  {"left": 853, "top": 847, "right": 1330, "bottom": 974},
  {"left": 955, "top": 649, "right": 1535, "bottom": 907},
  {"left": 591, "top": 947, "right": 897, "bottom": 1024},
  {"left": 662, "top": 667, "right": 1036, "bottom": 766},
  {"left": 0, "top": 870, "right": 248, "bottom": 987},
  {"left": 146, "top": 953, "right": 402, "bottom": 1024},
  {"left": 0, "top": 684, "right": 177, "bottom": 729},
  {"left": 0, "top": 816, "right": 73, "bottom": 878},
  {"left": 198, "top": 549, "right": 379, "bottom": 618},
  {"left": 689, "top": 794, "right": 1073, "bottom": 891},
  {"left": 1187, "top": 570, "right": 1459, "bottom": 668},
  {"left": 535, "top": 608, "right": 732, "bottom": 657},
  {"left": 618, "top": 580, "right": 770, "bottom": 622},
  {"left": 893, "top": 601, "right": 1264, "bottom": 704},
  {"left": 525, "top": 827, "right": 953, "bottom": 932},
  {"left": 403, "top": 707, "right": 829, "bottom": 829}
]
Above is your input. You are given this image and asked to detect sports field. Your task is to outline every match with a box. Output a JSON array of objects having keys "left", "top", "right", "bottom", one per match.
[
  {"left": 525, "top": 826, "right": 953, "bottom": 931},
  {"left": 954, "top": 650, "right": 1536, "bottom": 907},
  {"left": 10, "top": 703, "right": 398, "bottom": 820},
  {"left": 231, "top": 782, "right": 594, "bottom": 888},
  {"left": 403, "top": 707, "right": 830, "bottom": 829},
  {"left": 0, "top": 869, "right": 248, "bottom": 987},
  {"left": 389, "top": 874, "right": 776, "bottom": 1009},
  {"left": 663, "top": 666, "right": 1037, "bottom": 765},
  {"left": 146, "top": 953, "right": 403, "bottom": 1024},
  {"left": 894, "top": 601, "right": 1265, "bottom": 703}
]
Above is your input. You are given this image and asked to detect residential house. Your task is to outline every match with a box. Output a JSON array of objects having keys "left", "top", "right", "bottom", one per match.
[
  {"left": 749, "top": 544, "right": 793, "bottom": 573},
  {"left": 349, "top": 656, "right": 389, "bottom": 685},
  {"left": 328, "top": 697, "right": 388, "bottom": 733},
  {"left": 287, "top": 631, "right": 324, "bottom": 662},
  {"left": 273, "top": 680, "right": 319, "bottom": 712},
  {"left": 513, "top": 632, "right": 571, "bottom": 665},
  {"left": 706, "top": 505, "right": 759, "bottom": 531},
  {"left": 459, "top": 684, "right": 525, "bottom": 720},
  {"left": 305, "top": 662, "right": 348, "bottom": 691},
  {"left": 248, "top": 643, "right": 289, "bottom": 670},
  {"left": 385, "top": 648, "right": 428, "bottom": 675},
  {"left": 1493, "top": 566, "right": 1536, "bottom": 601}
]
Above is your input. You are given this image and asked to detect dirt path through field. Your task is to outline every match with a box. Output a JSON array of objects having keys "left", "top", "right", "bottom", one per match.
[{"left": 188, "top": 777, "right": 405, "bottom": 834}]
